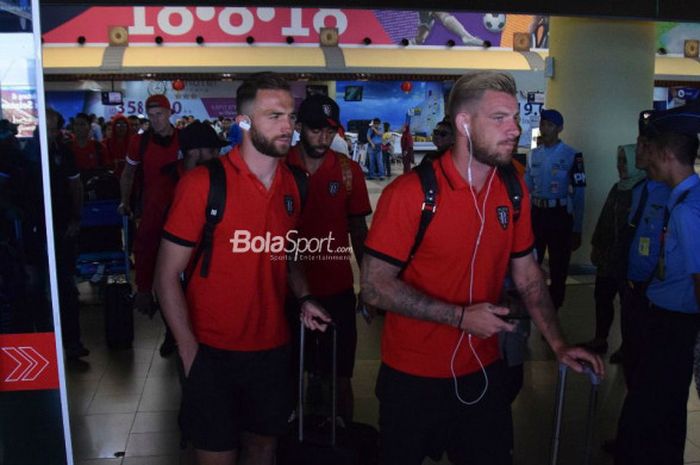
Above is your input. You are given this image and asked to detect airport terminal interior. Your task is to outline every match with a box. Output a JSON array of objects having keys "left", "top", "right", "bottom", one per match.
[
  {"left": 65, "top": 176, "right": 700, "bottom": 465},
  {"left": 1, "top": 2, "right": 700, "bottom": 465}
]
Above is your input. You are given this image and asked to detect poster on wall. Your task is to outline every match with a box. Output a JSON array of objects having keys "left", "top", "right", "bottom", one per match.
[
  {"left": 0, "top": 32, "right": 39, "bottom": 136},
  {"left": 48, "top": 80, "right": 312, "bottom": 123},
  {"left": 336, "top": 80, "right": 445, "bottom": 136},
  {"left": 83, "top": 80, "right": 240, "bottom": 121},
  {"left": 41, "top": 6, "right": 546, "bottom": 49},
  {"left": 1, "top": 87, "right": 38, "bottom": 137}
]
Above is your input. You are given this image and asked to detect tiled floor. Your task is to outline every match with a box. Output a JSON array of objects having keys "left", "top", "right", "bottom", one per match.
[{"left": 66, "top": 172, "right": 700, "bottom": 464}]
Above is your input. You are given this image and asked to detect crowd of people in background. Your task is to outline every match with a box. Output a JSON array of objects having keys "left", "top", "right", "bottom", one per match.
[{"left": 2, "top": 69, "right": 699, "bottom": 465}]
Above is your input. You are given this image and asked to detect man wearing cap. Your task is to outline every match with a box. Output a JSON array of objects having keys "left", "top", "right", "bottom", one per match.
[
  {"left": 616, "top": 112, "right": 671, "bottom": 378},
  {"left": 287, "top": 94, "right": 372, "bottom": 423},
  {"left": 118, "top": 94, "right": 180, "bottom": 355},
  {"left": 615, "top": 102, "right": 700, "bottom": 465},
  {"left": 525, "top": 109, "right": 586, "bottom": 311}
]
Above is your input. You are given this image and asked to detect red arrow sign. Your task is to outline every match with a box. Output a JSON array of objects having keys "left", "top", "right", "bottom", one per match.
[{"left": 0, "top": 333, "right": 59, "bottom": 392}]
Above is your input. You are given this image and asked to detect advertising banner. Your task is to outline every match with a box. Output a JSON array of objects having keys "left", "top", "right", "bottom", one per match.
[{"left": 41, "top": 6, "right": 543, "bottom": 48}]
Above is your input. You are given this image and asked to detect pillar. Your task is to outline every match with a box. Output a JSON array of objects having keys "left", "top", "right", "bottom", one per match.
[{"left": 546, "top": 17, "right": 655, "bottom": 267}]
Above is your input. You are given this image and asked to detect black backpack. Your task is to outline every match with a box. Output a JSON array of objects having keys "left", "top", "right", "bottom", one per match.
[
  {"left": 404, "top": 161, "right": 522, "bottom": 268},
  {"left": 184, "top": 158, "right": 308, "bottom": 284}
]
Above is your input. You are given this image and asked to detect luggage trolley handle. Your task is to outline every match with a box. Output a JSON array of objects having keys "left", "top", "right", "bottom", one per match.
[
  {"left": 298, "top": 322, "right": 337, "bottom": 446},
  {"left": 122, "top": 215, "right": 130, "bottom": 279},
  {"left": 550, "top": 362, "right": 601, "bottom": 465}
]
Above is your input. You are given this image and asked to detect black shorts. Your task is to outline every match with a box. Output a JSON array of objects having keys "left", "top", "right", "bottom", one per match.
[
  {"left": 180, "top": 344, "right": 293, "bottom": 452},
  {"left": 288, "top": 289, "right": 357, "bottom": 378},
  {"left": 376, "top": 361, "right": 513, "bottom": 465}
]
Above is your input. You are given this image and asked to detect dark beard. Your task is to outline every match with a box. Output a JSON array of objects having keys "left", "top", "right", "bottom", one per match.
[
  {"left": 471, "top": 138, "right": 512, "bottom": 167},
  {"left": 250, "top": 126, "right": 289, "bottom": 158},
  {"left": 301, "top": 136, "right": 326, "bottom": 159}
]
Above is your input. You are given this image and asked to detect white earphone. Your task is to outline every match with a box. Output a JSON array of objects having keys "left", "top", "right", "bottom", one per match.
[
  {"left": 463, "top": 123, "right": 473, "bottom": 184},
  {"left": 463, "top": 123, "right": 471, "bottom": 140},
  {"left": 239, "top": 116, "right": 251, "bottom": 131}
]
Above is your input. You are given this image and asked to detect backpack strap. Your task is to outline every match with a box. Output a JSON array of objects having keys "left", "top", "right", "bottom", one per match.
[
  {"left": 286, "top": 163, "right": 309, "bottom": 210},
  {"left": 337, "top": 154, "right": 353, "bottom": 195},
  {"left": 185, "top": 158, "right": 227, "bottom": 284},
  {"left": 497, "top": 163, "right": 522, "bottom": 222},
  {"left": 138, "top": 130, "right": 151, "bottom": 160},
  {"left": 403, "top": 160, "right": 438, "bottom": 270},
  {"left": 94, "top": 140, "right": 103, "bottom": 167},
  {"left": 403, "top": 161, "right": 521, "bottom": 272}
]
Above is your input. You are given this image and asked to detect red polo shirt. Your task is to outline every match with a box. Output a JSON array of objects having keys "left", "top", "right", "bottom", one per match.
[
  {"left": 125, "top": 130, "right": 180, "bottom": 213},
  {"left": 365, "top": 152, "right": 534, "bottom": 378},
  {"left": 126, "top": 131, "right": 180, "bottom": 292},
  {"left": 287, "top": 148, "right": 372, "bottom": 297},
  {"left": 72, "top": 140, "right": 107, "bottom": 172},
  {"left": 163, "top": 148, "right": 301, "bottom": 351}
]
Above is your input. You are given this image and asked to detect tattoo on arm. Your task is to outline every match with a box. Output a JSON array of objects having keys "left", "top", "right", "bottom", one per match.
[{"left": 361, "top": 255, "right": 459, "bottom": 327}]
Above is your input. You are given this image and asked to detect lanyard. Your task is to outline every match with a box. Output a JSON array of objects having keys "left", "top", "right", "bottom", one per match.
[{"left": 656, "top": 190, "right": 690, "bottom": 281}]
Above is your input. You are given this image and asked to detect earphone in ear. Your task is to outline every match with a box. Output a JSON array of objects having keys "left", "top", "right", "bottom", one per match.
[
  {"left": 463, "top": 123, "right": 471, "bottom": 140},
  {"left": 239, "top": 117, "right": 251, "bottom": 131}
]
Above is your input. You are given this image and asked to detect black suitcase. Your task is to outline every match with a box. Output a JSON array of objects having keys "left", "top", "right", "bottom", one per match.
[
  {"left": 84, "top": 170, "right": 120, "bottom": 201},
  {"left": 277, "top": 324, "right": 379, "bottom": 465},
  {"left": 103, "top": 216, "right": 133, "bottom": 350},
  {"left": 104, "top": 278, "right": 133, "bottom": 349},
  {"left": 550, "top": 363, "right": 602, "bottom": 465}
]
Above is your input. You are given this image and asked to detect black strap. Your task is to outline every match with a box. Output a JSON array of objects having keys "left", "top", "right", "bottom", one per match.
[
  {"left": 94, "top": 140, "right": 103, "bottom": 167},
  {"left": 655, "top": 189, "right": 691, "bottom": 282},
  {"left": 184, "top": 160, "right": 307, "bottom": 287},
  {"left": 403, "top": 162, "right": 523, "bottom": 271},
  {"left": 629, "top": 179, "right": 649, "bottom": 230},
  {"left": 403, "top": 161, "right": 438, "bottom": 271},
  {"left": 138, "top": 130, "right": 151, "bottom": 159},
  {"left": 185, "top": 158, "right": 226, "bottom": 284},
  {"left": 497, "top": 164, "right": 522, "bottom": 221},
  {"left": 286, "top": 163, "right": 309, "bottom": 210},
  {"left": 663, "top": 189, "right": 690, "bottom": 231}
]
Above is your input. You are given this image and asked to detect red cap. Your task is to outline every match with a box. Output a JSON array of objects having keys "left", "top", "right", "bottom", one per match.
[{"left": 145, "top": 94, "right": 171, "bottom": 111}]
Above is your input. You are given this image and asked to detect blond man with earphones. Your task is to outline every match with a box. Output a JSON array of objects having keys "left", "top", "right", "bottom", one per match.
[{"left": 361, "top": 71, "right": 603, "bottom": 465}]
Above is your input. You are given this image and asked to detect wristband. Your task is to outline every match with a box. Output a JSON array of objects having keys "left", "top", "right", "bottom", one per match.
[
  {"left": 457, "top": 306, "right": 465, "bottom": 329},
  {"left": 298, "top": 294, "right": 315, "bottom": 306}
]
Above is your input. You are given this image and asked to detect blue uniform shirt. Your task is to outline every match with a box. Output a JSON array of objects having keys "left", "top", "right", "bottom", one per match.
[
  {"left": 627, "top": 180, "right": 671, "bottom": 282},
  {"left": 525, "top": 141, "right": 586, "bottom": 232},
  {"left": 647, "top": 174, "right": 700, "bottom": 313}
]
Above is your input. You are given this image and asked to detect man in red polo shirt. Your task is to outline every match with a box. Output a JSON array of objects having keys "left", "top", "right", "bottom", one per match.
[
  {"left": 361, "top": 71, "right": 604, "bottom": 465},
  {"left": 154, "top": 74, "right": 329, "bottom": 465},
  {"left": 287, "top": 94, "right": 372, "bottom": 424},
  {"left": 71, "top": 112, "right": 107, "bottom": 174},
  {"left": 118, "top": 94, "right": 180, "bottom": 355}
]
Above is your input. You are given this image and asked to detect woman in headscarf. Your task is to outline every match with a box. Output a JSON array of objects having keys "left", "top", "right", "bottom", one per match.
[{"left": 586, "top": 144, "right": 646, "bottom": 359}]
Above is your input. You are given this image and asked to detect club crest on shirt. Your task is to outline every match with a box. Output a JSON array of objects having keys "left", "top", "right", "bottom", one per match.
[
  {"left": 284, "top": 195, "right": 294, "bottom": 216},
  {"left": 328, "top": 181, "right": 340, "bottom": 197},
  {"left": 496, "top": 206, "right": 510, "bottom": 230}
]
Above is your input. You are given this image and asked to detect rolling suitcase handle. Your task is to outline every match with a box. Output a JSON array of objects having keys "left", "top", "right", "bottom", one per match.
[
  {"left": 122, "top": 215, "right": 130, "bottom": 279},
  {"left": 298, "top": 322, "right": 337, "bottom": 446},
  {"left": 550, "top": 362, "right": 601, "bottom": 465}
]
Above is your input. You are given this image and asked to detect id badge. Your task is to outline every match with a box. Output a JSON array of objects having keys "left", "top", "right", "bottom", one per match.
[{"left": 638, "top": 237, "right": 650, "bottom": 256}]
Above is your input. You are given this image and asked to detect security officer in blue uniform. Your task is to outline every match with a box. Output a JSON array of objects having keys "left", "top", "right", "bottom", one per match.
[
  {"left": 615, "top": 102, "right": 700, "bottom": 465},
  {"left": 525, "top": 109, "right": 586, "bottom": 310},
  {"left": 619, "top": 111, "right": 671, "bottom": 376}
]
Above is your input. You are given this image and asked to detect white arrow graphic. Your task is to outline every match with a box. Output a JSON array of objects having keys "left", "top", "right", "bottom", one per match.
[
  {"left": 2, "top": 346, "right": 50, "bottom": 382},
  {"left": 20, "top": 346, "right": 49, "bottom": 381}
]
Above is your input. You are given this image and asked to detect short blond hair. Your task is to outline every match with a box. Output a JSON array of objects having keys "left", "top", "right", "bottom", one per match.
[{"left": 447, "top": 71, "right": 517, "bottom": 120}]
